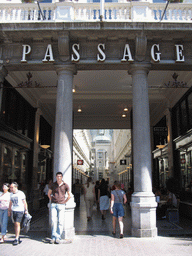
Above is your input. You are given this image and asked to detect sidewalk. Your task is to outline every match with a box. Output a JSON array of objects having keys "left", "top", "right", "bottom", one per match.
[{"left": 1, "top": 198, "right": 192, "bottom": 256}]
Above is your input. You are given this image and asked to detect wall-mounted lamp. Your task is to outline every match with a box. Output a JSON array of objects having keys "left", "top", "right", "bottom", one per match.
[
  {"left": 124, "top": 107, "right": 128, "bottom": 112},
  {"left": 40, "top": 145, "right": 50, "bottom": 149},
  {"left": 72, "top": 85, "right": 76, "bottom": 93},
  {"left": 156, "top": 145, "right": 166, "bottom": 149},
  {"left": 122, "top": 113, "right": 126, "bottom": 118}
]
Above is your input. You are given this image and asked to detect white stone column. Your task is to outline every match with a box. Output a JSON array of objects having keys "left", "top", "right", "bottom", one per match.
[
  {"left": 54, "top": 65, "right": 76, "bottom": 239},
  {"left": 130, "top": 64, "right": 157, "bottom": 238}
]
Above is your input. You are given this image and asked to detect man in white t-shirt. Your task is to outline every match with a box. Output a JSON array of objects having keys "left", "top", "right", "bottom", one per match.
[{"left": 8, "top": 182, "right": 28, "bottom": 246}]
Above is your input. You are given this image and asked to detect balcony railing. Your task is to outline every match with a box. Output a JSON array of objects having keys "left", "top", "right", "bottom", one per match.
[{"left": 0, "top": 1, "right": 192, "bottom": 23}]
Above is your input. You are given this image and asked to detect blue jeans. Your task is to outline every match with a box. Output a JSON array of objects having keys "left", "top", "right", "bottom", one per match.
[
  {"left": 0, "top": 209, "right": 8, "bottom": 236},
  {"left": 50, "top": 203, "right": 65, "bottom": 240}
]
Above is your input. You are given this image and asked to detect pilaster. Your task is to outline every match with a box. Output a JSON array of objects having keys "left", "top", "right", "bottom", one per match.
[
  {"left": 32, "top": 108, "right": 41, "bottom": 210},
  {"left": 165, "top": 107, "right": 174, "bottom": 178},
  {"left": 0, "top": 66, "right": 7, "bottom": 113}
]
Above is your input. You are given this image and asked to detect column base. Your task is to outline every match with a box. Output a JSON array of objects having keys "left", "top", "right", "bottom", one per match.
[
  {"left": 131, "top": 192, "right": 158, "bottom": 238},
  {"left": 61, "top": 194, "right": 76, "bottom": 240},
  {"left": 132, "top": 228, "right": 157, "bottom": 238}
]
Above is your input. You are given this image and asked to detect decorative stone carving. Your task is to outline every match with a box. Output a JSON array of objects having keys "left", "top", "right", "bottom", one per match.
[
  {"left": 135, "top": 35, "right": 147, "bottom": 62},
  {"left": 58, "top": 32, "right": 70, "bottom": 62}
]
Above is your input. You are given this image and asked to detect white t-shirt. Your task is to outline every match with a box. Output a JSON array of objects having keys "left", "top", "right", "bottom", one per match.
[
  {"left": 0, "top": 192, "right": 10, "bottom": 210},
  {"left": 84, "top": 183, "right": 95, "bottom": 199},
  {"left": 168, "top": 192, "right": 177, "bottom": 208},
  {"left": 10, "top": 190, "right": 26, "bottom": 212}
]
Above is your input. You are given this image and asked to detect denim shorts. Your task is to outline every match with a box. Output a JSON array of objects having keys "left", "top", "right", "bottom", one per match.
[
  {"left": 12, "top": 211, "right": 24, "bottom": 223},
  {"left": 112, "top": 203, "right": 124, "bottom": 218}
]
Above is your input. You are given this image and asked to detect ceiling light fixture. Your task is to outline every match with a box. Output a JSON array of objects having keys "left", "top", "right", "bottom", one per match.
[
  {"left": 122, "top": 113, "right": 126, "bottom": 118},
  {"left": 77, "top": 106, "right": 82, "bottom": 112},
  {"left": 124, "top": 107, "right": 128, "bottom": 112}
]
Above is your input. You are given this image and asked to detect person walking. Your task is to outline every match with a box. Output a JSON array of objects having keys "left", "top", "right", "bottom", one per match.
[
  {"left": 72, "top": 179, "right": 82, "bottom": 207},
  {"left": 43, "top": 179, "right": 52, "bottom": 207},
  {"left": 95, "top": 180, "right": 100, "bottom": 210},
  {"left": 98, "top": 179, "right": 110, "bottom": 220},
  {"left": 0, "top": 183, "right": 10, "bottom": 243},
  {"left": 8, "top": 182, "right": 28, "bottom": 245},
  {"left": 48, "top": 172, "right": 71, "bottom": 244},
  {"left": 83, "top": 177, "right": 95, "bottom": 221},
  {"left": 110, "top": 181, "right": 127, "bottom": 238}
]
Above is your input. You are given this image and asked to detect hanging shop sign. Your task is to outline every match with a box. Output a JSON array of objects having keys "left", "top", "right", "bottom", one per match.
[
  {"left": 77, "top": 159, "right": 84, "bottom": 165},
  {"left": 120, "top": 159, "right": 127, "bottom": 165}
]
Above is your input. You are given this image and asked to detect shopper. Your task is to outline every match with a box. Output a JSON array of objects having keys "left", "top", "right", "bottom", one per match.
[
  {"left": 83, "top": 177, "right": 95, "bottom": 221},
  {"left": 0, "top": 183, "right": 10, "bottom": 243},
  {"left": 110, "top": 181, "right": 127, "bottom": 238},
  {"left": 8, "top": 182, "right": 28, "bottom": 246},
  {"left": 98, "top": 179, "right": 110, "bottom": 220}
]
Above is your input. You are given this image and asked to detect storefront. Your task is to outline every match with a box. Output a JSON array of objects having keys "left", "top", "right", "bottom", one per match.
[{"left": 0, "top": 80, "right": 53, "bottom": 202}]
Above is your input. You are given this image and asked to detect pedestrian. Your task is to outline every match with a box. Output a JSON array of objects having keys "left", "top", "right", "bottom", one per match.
[
  {"left": 98, "top": 179, "right": 110, "bottom": 220},
  {"left": 0, "top": 183, "right": 10, "bottom": 243},
  {"left": 95, "top": 180, "right": 100, "bottom": 210},
  {"left": 48, "top": 172, "right": 71, "bottom": 244},
  {"left": 110, "top": 181, "right": 127, "bottom": 238},
  {"left": 8, "top": 182, "right": 28, "bottom": 245},
  {"left": 43, "top": 179, "right": 52, "bottom": 207},
  {"left": 72, "top": 179, "right": 82, "bottom": 207},
  {"left": 83, "top": 177, "right": 95, "bottom": 221}
]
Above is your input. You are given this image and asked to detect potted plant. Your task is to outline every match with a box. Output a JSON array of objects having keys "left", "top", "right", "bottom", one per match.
[{"left": 22, "top": 0, "right": 35, "bottom": 3}]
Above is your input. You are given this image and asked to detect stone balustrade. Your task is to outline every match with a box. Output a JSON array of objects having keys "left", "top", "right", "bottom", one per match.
[{"left": 0, "top": 1, "right": 191, "bottom": 22}]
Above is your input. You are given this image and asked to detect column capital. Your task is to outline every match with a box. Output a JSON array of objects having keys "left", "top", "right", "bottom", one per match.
[
  {"left": 55, "top": 64, "right": 77, "bottom": 76},
  {"left": 128, "top": 63, "right": 151, "bottom": 76}
]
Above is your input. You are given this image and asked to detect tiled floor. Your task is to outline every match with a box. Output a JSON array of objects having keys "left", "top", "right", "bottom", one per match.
[
  {"left": 28, "top": 195, "right": 192, "bottom": 238},
  {"left": 74, "top": 196, "right": 132, "bottom": 236}
]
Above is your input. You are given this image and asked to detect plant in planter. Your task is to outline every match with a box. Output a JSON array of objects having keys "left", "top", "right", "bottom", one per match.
[
  {"left": 22, "top": 0, "right": 35, "bottom": 3},
  {"left": 169, "top": 0, "right": 183, "bottom": 3}
]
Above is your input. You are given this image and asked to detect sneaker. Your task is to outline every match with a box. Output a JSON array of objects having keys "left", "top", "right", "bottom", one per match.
[
  {"left": 120, "top": 234, "right": 124, "bottom": 239},
  {"left": 0, "top": 238, "right": 4, "bottom": 243},
  {"left": 49, "top": 238, "right": 55, "bottom": 244},
  {"left": 13, "top": 239, "right": 19, "bottom": 246},
  {"left": 112, "top": 231, "right": 116, "bottom": 236},
  {"left": 55, "top": 239, "right": 61, "bottom": 244}
]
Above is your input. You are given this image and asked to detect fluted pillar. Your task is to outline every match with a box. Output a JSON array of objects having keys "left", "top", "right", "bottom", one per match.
[
  {"left": 54, "top": 65, "right": 76, "bottom": 239},
  {"left": 130, "top": 64, "right": 157, "bottom": 237}
]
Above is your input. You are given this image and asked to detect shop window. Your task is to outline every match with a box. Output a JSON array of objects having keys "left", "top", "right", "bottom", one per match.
[
  {"left": 3, "top": 146, "right": 12, "bottom": 182},
  {"left": 180, "top": 154, "right": 187, "bottom": 189},
  {"left": 187, "top": 92, "right": 192, "bottom": 129},
  {"left": 1, "top": 80, "right": 35, "bottom": 140}
]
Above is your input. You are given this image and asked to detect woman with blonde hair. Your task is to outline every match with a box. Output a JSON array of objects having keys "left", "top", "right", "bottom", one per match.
[{"left": 83, "top": 177, "right": 95, "bottom": 221}]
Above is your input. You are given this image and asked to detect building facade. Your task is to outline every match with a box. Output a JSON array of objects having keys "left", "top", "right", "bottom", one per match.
[{"left": 1, "top": 0, "right": 192, "bottom": 238}]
